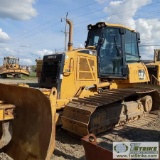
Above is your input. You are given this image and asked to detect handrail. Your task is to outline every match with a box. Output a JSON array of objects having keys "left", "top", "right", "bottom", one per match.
[{"left": 151, "top": 74, "right": 160, "bottom": 85}]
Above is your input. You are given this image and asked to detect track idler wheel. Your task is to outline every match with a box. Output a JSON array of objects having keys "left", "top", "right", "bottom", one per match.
[{"left": 141, "top": 95, "right": 152, "bottom": 112}]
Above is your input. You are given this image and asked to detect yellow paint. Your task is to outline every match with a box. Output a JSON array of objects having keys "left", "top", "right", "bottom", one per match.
[
  {"left": 36, "top": 22, "right": 153, "bottom": 127},
  {"left": 0, "top": 110, "right": 4, "bottom": 120},
  {"left": 127, "top": 62, "right": 149, "bottom": 83},
  {"left": 54, "top": 49, "right": 150, "bottom": 110},
  {"left": 0, "top": 108, "right": 14, "bottom": 121},
  {"left": 60, "top": 50, "right": 99, "bottom": 100},
  {"left": 38, "top": 48, "right": 151, "bottom": 113}
]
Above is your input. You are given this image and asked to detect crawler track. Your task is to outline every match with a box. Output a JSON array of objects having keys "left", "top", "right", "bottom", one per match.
[
  {"left": 62, "top": 87, "right": 158, "bottom": 136},
  {"left": 97, "top": 110, "right": 159, "bottom": 145}
]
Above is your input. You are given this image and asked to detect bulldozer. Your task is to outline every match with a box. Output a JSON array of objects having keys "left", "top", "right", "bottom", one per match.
[
  {"left": 38, "top": 20, "right": 160, "bottom": 137},
  {"left": 0, "top": 20, "right": 159, "bottom": 160},
  {"left": 0, "top": 56, "right": 30, "bottom": 78}
]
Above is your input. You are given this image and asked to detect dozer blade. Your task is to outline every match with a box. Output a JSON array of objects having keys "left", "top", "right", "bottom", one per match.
[{"left": 0, "top": 83, "right": 56, "bottom": 160}]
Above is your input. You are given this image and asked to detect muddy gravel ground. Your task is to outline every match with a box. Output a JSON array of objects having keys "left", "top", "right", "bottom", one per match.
[
  {"left": 0, "top": 77, "right": 160, "bottom": 160},
  {"left": 0, "top": 153, "right": 13, "bottom": 160},
  {"left": 52, "top": 118, "right": 160, "bottom": 160},
  {"left": 51, "top": 128, "right": 86, "bottom": 160}
]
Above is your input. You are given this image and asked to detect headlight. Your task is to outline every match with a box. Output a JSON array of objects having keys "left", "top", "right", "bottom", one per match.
[{"left": 138, "top": 70, "right": 146, "bottom": 80}]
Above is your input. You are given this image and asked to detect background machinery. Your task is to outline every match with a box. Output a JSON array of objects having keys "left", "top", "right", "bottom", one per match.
[
  {"left": 0, "top": 56, "right": 30, "bottom": 78},
  {"left": 145, "top": 49, "right": 160, "bottom": 85},
  {"left": 35, "top": 59, "right": 43, "bottom": 83},
  {"left": 39, "top": 20, "right": 160, "bottom": 137}
]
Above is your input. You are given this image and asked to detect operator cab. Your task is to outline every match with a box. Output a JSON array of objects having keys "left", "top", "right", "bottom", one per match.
[
  {"left": 3, "top": 57, "right": 20, "bottom": 69},
  {"left": 3, "top": 57, "right": 19, "bottom": 65},
  {"left": 85, "top": 22, "right": 140, "bottom": 79}
]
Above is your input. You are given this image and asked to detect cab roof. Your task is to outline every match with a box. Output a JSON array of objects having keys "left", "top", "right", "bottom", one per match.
[
  {"left": 88, "top": 22, "right": 135, "bottom": 32},
  {"left": 4, "top": 56, "right": 18, "bottom": 59}
]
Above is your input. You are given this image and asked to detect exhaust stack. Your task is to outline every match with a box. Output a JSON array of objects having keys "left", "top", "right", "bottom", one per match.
[{"left": 66, "top": 19, "right": 73, "bottom": 51}]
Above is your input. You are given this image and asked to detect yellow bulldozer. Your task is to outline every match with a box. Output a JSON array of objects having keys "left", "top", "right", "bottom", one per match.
[
  {"left": 0, "top": 56, "right": 30, "bottom": 78},
  {"left": 38, "top": 20, "right": 159, "bottom": 137},
  {"left": 0, "top": 20, "right": 159, "bottom": 160}
]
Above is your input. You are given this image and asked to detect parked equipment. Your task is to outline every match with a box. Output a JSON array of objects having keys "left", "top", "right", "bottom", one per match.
[
  {"left": 0, "top": 56, "right": 30, "bottom": 78},
  {"left": 35, "top": 59, "right": 43, "bottom": 83},
  {"left": 38, "top": 20, "right": 160, "bottom": 137},
  {"left": 146, "top": 49, "right": 160, "bottom": 85}
]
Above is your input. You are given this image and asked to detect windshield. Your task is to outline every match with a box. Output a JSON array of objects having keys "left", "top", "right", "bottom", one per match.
[
  {"left": 100, "top": 28, "right": 123, "bottom": 75},
  {"left": 87, "top": 27, "right": 123, "bottom": 76},
  {"left": 7, "top": 58, "right": 19, "bottom": 64},
  {"left": 86, "top": 27, "right": 140, "bottom": 77},
  {"left": 124, "top": 30, "right": 139, "bottom": 62}
]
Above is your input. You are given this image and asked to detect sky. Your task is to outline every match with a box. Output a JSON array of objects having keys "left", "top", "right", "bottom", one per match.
[{"left": 0, "top": 0, "right": 160, "bottom": 65}]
